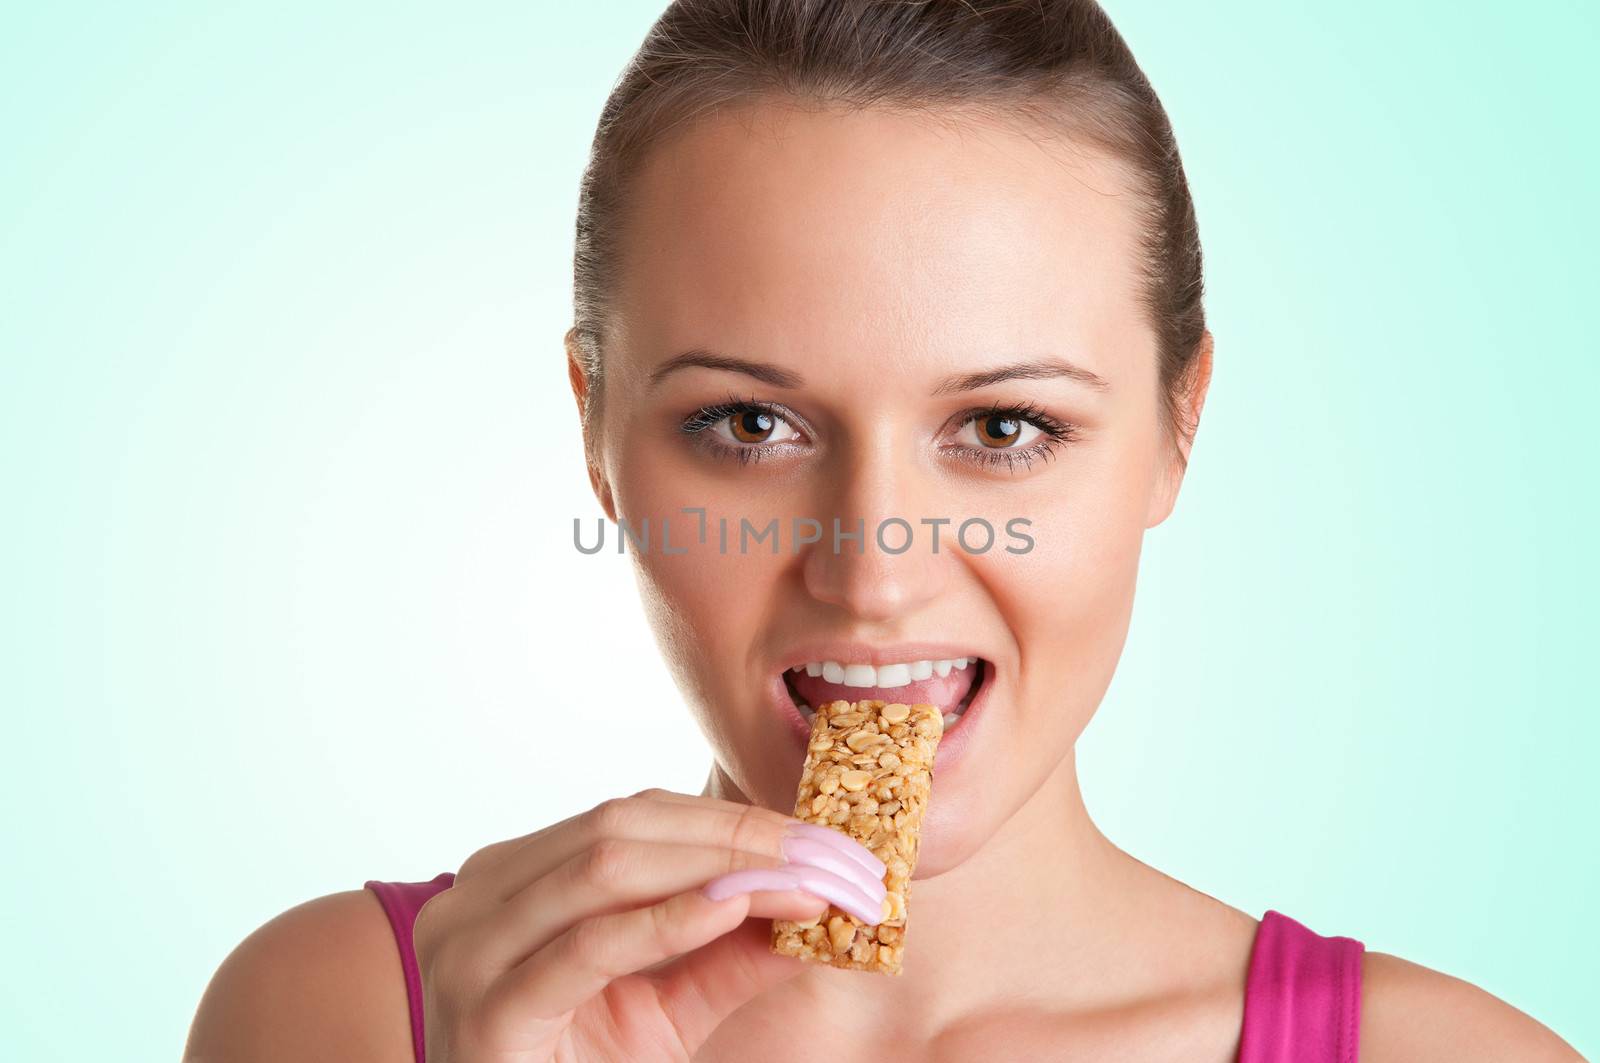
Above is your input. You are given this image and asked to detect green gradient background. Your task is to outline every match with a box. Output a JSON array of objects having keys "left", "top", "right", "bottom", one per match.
[{"left": 3, "top": 2, "right": 1595, "bottom": 1059}]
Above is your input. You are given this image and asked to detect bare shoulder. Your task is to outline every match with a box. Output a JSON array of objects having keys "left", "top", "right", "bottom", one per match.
[
  {"left": 183, "top": 888, "right": 412, "bottom": 1063},
  {"left": 1361, "top": 950, "right": 1582, "bottom": 1062}
]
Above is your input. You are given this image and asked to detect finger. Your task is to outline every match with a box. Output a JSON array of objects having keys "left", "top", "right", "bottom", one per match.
[
  {"left": 625, "top": 787, "right": 813, "bottom": 829},
  {"left": 783, "top": 821, "right": 888, "bottom": 878},
  {"left": 487, "top": 883, "right": 774, "bottom": 1023},
  {"left": 466, "top": 841, "right": 772, "bottom": 968},
  {"left": 776, "top": 833, "right": 886, "bottom": 889},
  {"left": 465, "top": 840, "right": 881, "bottom": 970},
  {"left": 651, "top": 917, "right": 820, "bottom": 1054},
  {"left": 454, "top": 790, "right": 802, "bottom": 888},
  {"left": 641, "top": 789, "right": 887, "bottom": 877},
  {"left": 743, "top": 888, "right": 829, "bottom": 923},
  {"left": 467, "top": 793, "right": 885, "bottom": 904},
  {"left": 464, "top": 797, "right": 791, "bottom": 901},
  {"left": 701, "top": 865, "right": 884, "bottom": 924}
]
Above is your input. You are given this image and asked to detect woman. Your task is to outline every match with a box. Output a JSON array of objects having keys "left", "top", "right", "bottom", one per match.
[{"left": 185, "top": 2, "right": 1581, "bottom": 1060}]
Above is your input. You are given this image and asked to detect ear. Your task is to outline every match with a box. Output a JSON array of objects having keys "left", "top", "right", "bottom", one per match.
[
  {"left": 1145, "top": 329, "right": 1214, "bottom": 528},
  {"left": 565, "top": 327, "right": 618, "bottom": 523}
]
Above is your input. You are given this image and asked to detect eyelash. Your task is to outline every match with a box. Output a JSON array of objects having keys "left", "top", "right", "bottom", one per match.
[
  {"left": 945, "top": 401, "right": 1079, "bottom": 473},
  {"left": 677, "top": 395, "right": 1079, "bottom": 471}
]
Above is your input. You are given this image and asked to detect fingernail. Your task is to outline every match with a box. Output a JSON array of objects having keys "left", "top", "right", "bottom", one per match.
[
  {"left": 784, "top": 821, "right": 886, "bottom": 878},
  {"left": 781, "top": 863, "right": 883, "bottom": 926},
  {"left": 699, "top": 863, "right": 882, "bottom": 926},
  {"left": 781, "top": 834, "right": 887, "bottom": 903},
  {"left": 700, "top": 867, "right": 802, "bottom": 902}
]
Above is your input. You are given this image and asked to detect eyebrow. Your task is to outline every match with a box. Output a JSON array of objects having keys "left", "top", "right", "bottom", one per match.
[
  {"left": 932, "top": 357, "right": 1111, "bottom": 395},
  {"left": 648, "top": 348, "right": 1111, "bottom": 395},
  {"left": 648, "top": 349, "right": 805, "bottom": 389}
]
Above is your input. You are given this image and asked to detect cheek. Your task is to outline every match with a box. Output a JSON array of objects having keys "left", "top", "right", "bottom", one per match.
[
  {"left": 611, "top": 436, "right": 793, "bottom": 693},
  {"left": 997, "top": 429, "right": 1156, "bottom": 728},
  {"left": 633, "top": 547, "right": 777, "bottom": 664}
]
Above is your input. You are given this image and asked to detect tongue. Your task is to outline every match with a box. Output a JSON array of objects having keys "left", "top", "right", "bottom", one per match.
[{"left": 789, "top": 665, "right": 978, "bottom": 713}]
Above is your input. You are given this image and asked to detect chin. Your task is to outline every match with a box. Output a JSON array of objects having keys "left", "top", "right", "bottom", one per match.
[
  {"left": 751, "top": 654, "right": 1044, "bottom": 879},
  {"left": 904, "top": 788, "right": 993, "bottom": 878}
]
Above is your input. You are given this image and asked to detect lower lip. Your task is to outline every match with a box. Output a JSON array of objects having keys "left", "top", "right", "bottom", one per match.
[{"left": 767, "top": 667, "right": 991, "bottom": 775}]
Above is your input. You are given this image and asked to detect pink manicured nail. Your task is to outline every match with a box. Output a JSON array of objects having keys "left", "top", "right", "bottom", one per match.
[
  {"left": 699, "top": 863, "right": 882, "bottom": 926},
  {"left": 782, "top": 863, "right": 883, "bottom": 925},
  {"left": 784, "top": 821, "right": 887, "bottom": 878},
  {"left": 700, "top": 867, "right": 803, "bottom": 902},
  {"left": 781, "top": 834, "right": 887, "bottom": 903}
]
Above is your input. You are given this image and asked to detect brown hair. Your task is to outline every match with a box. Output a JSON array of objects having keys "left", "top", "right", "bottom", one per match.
[{"left": 567, "top": 0, "right": 1207, "bottom": 463}]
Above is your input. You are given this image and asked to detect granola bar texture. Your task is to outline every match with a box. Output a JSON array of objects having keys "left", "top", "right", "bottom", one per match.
[{"left": 771, "top": 698, "right": 943, "bottom": 974}]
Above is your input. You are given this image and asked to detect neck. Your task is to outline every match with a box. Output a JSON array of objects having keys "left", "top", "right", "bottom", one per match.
[{"left": 704, "top": 747, "right": 1175, "bottom": 1028}]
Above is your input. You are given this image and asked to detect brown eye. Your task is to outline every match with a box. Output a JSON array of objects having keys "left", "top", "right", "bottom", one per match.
[
  {"left": 954, "top": 411, "right": 1044, "bottom": 451},
  {"left": 707, "top": 405, "right": 801, "bottom": 447},
  {"left": 975, "top": 415, "right": 1022, "bottom": 447},
  {"left": 728, "top": 409, "right": 776, "bottom": 443}
]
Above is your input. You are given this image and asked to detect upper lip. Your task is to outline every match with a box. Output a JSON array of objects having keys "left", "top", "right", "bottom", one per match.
[{"left": 778, "top": 642, "right": 989, "bottom": 672}]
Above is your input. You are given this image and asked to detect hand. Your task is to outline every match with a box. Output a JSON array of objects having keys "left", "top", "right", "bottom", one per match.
[{"left": 411, "top": 788, "right": 888, "bottom": 1062}]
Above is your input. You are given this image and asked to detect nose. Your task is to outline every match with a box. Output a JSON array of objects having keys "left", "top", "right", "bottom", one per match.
[{"left": 799, "top": 448, "right": 949, "bottom": 622}]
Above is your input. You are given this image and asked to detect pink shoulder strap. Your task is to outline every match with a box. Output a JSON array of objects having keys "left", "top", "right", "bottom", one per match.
[
  {"left": 365, "top": 872, "right": 457, "bottom": 1063},
  {"left": 1238, "top": 909, "right": 1365, "bottom": 1063}
]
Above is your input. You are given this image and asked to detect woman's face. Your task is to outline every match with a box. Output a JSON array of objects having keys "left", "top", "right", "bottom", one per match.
[{"left": 574, "top": 99, "right": 1205, "bottom": 876}]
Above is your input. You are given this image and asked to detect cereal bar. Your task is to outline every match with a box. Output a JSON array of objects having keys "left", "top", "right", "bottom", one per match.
[{"left": 771, "top": 698, "right": 943, "bottom": 974}]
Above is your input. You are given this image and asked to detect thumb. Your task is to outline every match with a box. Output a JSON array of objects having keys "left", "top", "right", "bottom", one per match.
[{"left": 650, "top": 898, "right": 825, "bottom": 1052}]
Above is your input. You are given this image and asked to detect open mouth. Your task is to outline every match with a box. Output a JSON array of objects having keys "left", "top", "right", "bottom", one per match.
[{"left": 781, "top": 656, "right": 989, "bottom": 732}]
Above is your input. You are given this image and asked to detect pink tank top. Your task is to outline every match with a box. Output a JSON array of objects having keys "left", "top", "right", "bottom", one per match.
[{"left": 365, "top": 877, "right": 1363, "bottom": 1063}]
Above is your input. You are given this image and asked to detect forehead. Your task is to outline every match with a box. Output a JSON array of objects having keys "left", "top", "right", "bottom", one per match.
[{"left": 609, "top": 98, "right": 1153, "bottom": 385}]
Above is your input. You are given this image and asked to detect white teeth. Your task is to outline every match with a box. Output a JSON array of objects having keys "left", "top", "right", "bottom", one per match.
[
  {"left": 875, "top": 663, "right": 912, "bottom": 688},
  {"left": 788, "top": 657, "right": 984, "bottom": 728},
  {"left": 842, "top": 663, "right": 877, "bottom": 687},
  {"left": 792, "top": 657, "right": 983, "bottom": 689}
]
